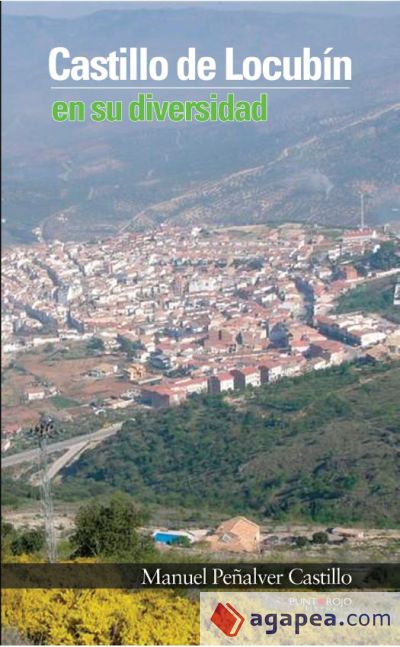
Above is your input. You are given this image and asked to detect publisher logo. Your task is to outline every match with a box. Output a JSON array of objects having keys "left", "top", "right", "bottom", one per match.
[
  {"left": 211, "top": 602, "right": 245, "bottom": 637},
  {"left": 202, "top": 593, "right": 399, "bottom": 644}
]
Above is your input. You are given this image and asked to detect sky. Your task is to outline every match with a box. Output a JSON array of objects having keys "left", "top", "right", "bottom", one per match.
[{"left": 3, "top": 0, "right": 400, "bottom": 19}]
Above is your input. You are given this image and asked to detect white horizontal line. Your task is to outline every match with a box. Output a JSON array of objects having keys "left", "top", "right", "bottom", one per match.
[{"left": 51, "top": 86, "right": 351, "bottom": 90}]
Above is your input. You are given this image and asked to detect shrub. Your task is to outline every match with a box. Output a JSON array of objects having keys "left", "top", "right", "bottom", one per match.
[
  {"left": 312, "top": 531, "right": 329, "bottom": 545},
  {"left": 10, "top": 528, "right": 45, "bottom": 556},
  {"left": 2, "top": 589, "right": 199, "bottom": 645},
  {"left": 294, "top": 536, "right": 309, "bottom": 548}
]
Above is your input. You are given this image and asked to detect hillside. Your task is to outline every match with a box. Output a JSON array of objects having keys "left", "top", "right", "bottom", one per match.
[
  {"left": 336, "top": 275, "right": 400, "bottom": 324},
  {"left": 61, "top": 361, "right": 400, "bottom": 527},
  {"left": 120, "top": 103, "right": 400, "bottom": 233},
  {"left": 3, "top": 8, "right": 400, "bottom": 243}
]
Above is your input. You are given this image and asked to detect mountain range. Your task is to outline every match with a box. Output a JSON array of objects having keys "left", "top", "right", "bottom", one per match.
[{"left": 3, "top": 7, "right": 400, "bottom": 244}]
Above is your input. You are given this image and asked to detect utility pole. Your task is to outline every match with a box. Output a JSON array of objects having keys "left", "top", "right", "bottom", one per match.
[
  {"left": 360, "top": 193, "right": 365, "bottom": 230},
  {"left": 31, "top": 416, "right": 57, "bottom": 563}
]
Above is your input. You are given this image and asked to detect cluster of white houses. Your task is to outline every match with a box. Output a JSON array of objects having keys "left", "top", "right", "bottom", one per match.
[{"left": 316, "top": 313, "right": 390, "bottom": 347}]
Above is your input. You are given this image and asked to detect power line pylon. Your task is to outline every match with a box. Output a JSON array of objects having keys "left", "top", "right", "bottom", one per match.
[{"left": 31, "top": 416, "right": 57, "bottom": 563}]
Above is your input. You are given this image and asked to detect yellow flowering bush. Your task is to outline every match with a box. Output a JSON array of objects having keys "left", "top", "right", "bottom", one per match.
[{"left": 2, "top": 588, "right": 200, "bottom": 645}]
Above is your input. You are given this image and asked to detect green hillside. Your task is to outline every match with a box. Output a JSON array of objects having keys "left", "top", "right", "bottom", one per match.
[
  {"left": 336, "top": 274, "right": 400, "bottom": 324},
  {"left": 61, "top": 362, "right": 400, "bottom": 527}
]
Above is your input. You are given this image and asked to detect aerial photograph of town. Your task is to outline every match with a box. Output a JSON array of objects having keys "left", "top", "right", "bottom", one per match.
[{"left": 1, "top": 0, "right": 400, "bottom": 645}]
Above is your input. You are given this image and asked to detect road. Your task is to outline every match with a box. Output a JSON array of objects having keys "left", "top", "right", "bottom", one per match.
[
  {"left": 2, "top": 423, "right": 122, "bottom": 469},
  {"left": 29, "top": 441, "right": 90, "bottom": 485}
]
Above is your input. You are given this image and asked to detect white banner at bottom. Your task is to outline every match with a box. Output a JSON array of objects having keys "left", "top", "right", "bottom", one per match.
[{"left": 200, "top": 592, "right": 400, "bottom": 644}]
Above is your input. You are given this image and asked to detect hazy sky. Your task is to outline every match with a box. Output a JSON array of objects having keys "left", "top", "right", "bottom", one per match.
[{"left": 3, "top": 0, "right": 400, "bottom": 19}]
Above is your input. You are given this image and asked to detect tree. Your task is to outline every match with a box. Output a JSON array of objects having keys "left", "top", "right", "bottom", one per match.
[
  {"left": 312, "top": 531, "right": 329, "bottom": 545},
  {"left": 70, "top": 493, "right": 155, "bottom": 560},
  {"left": 1, "top": 519, "right": 16, "bottom": 559},
  {"left": 369, "top": 242, "right": 400, "bottom": 271},
  {"left": 10, "top": 528, "right": 45, "bottom": 556},
  {"left": 87, "top": 337, "right": 105, "bottom": 353},
  {"left": 116, "top": 334, "right": 144, "bottom": 357},
  {"left": 174, "top": 536, "right": 192, "bottom": 548},
  {"left": 1, "top": 519, "right": 14, "bottom": 540},
  {"left": 2, "top": 522, "right": 45, "bottom": 558}
]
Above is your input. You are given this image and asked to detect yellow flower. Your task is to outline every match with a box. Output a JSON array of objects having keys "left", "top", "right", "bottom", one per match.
[{"left": 2, "top": 588, "right": 199, "bottom": 645}]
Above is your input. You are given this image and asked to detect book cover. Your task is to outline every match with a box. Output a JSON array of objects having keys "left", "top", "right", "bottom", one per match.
[{"left": 2, "top": 1, "right": 399, "bottom": 646}]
